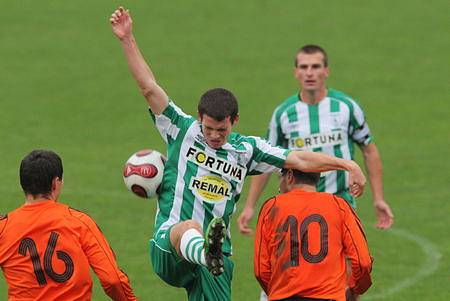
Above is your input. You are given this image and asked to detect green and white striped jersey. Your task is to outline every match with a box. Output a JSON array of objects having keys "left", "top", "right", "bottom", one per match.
[
  {"left": 267, "top": 89, "right": 372, "bottom": 207},
  {"left": 150, "top": 100, "right": 290, "bottom": 254}
]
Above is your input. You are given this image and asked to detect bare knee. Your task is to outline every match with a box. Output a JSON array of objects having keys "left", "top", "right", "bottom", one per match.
[{"left": 170, "top": 220, "right": 203, "bottom": 254}]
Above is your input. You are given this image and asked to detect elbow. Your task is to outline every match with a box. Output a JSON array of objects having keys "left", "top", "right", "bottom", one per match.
[
  {"left": 138, "top": 79, "right": 158, "bottom": 98},
  {"left": 351, "top": 260, "right": 373, "bottom": 294},
  {"left": 102, "top": 276, "right": 122, "bottom": 290},
  {"left": 140, "top": 84, "right": 154, "bottom": 98},
  {"left": 352, "top": 271, "right": 372, "bottom": 295},
  {"left": 363, "top": 255, "right": 374, "bottom": 273},
  {"left": 102, "top": 278, "right": 127, "bottom": 299}
]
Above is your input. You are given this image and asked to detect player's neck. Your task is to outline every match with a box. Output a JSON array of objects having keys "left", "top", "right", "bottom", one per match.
[
  {"left": 292, "top": 184, "right": 316, "bottom": 192},
  {"left": 25, "top": 194, "right": 57, "bottom": 205},
  {"left": 300, "top": 88, "right": 327, "bottom": 105}
]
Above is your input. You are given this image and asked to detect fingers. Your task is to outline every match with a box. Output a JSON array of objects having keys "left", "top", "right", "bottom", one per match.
[
  {"left": 237, "top": 215, "right": 253, "bottom": 236},
  {"left": 109, "top": 6, "right": 128, "bottom": 24},
  {"left": 350, "top": 183, "right": 364, "bottom": 198},
  {"left": 240, "top": 227, "right": 253, "bottom": 236},
  {"left": 375, "top": 204, "right": 394, "bottom": 229},
  {"left": 376, "top": 213, "right": 394, "bottom": 229},
  {"left": 348, "top": 166, "right": 366, "bottom": 198},
  {"left": 237, "top": 216, "right": 247, "bottom": 231},
  {"left": 376, "top": 218, "right": 393, "bottom": 229},
  {"left": 239, "top": 224, "right": 253, "bottom": 235}
]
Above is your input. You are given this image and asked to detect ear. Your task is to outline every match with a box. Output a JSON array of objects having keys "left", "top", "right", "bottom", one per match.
[
  {"left": 324, "top": 66, "right": 330, "bottom": 78},
  {"left": 52, "top": 177, "right": 63, "bottom": 201},
  {"left": 287, "top": 170, "right": 296, "bottom": 185},
  {"left": 51, "top": 177, "right": 59, "bottom": 191},
  {"left": 197, "top": 112, "right": 202, "bottom": 122},
  {"left": 232, "top": 114, "right": 239, "bottom": 125}
]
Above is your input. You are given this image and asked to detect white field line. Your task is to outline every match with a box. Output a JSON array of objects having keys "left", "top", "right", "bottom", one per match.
[{"left": 364, "top": 228, "right": 442, "bottom": 300}]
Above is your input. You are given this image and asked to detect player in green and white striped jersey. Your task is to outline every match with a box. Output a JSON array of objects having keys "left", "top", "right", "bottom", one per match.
[
  {"left": 238, "top": 45, "right": 393, "bottom": 239},
  {"left": 240, "top": 44, "right": 395, "bottom": 301},
  {"left": 265, "top": 88, "right": 370, "bottom": 207},
  {"left": 111, "top": 10, "right": 366, "bottom": 301}
]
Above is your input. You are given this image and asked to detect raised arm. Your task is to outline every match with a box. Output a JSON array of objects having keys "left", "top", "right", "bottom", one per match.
[
  {"left": 110, "top": 6, "right": 168, "bottom": 115},
  {"left": 285, "top": 151, "right": 366, "bottom": 197}
]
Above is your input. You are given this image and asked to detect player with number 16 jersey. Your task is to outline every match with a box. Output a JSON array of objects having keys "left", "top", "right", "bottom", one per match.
[
  {"left": 0, "top": 150, "right": 136, "bottom": 301},
  {"left": 0, "top": 203, "right": 136, "bottom": 300}
]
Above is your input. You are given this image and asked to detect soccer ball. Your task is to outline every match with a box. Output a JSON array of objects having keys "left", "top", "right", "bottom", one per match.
[{"left": 123, "top": 149, "right": 165, "bottom": 198}]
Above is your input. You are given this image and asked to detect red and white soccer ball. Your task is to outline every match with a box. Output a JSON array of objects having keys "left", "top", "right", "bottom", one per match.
[{"left": 123, "top": 149, "right": 165, "bottom": 198}]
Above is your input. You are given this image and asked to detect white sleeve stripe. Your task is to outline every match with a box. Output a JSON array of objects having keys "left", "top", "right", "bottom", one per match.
[
  {"left": 254, "top": 136, "right": 286, "bottom": 158},
  {"left": 252, "top": 162, "right": 282, "bottom": 174},
  {"left": 267, "top": 112, "right": 279, "bottom": 146},
  {"left": 155, "top": 114, "right": 180, "bottom": 141},
  {"left": 171, "top": 102, "right": 190, "bottom": 118},
  {"left": 346, "top": 97, "right": 366, "bottom": 126}
]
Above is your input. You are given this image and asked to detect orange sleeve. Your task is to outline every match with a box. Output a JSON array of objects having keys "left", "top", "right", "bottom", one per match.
[
  {"left": 0, "top": 214, "right": 7, "bottom": 236},
  {"left": 338, "top": 197, "right": 373, "bottom": 294},
  {"left": 254, "top": 197, "right": 276, "bottom": 293},
  {"left": 69, "top": 209, "right": 138, "bottom": 301}
]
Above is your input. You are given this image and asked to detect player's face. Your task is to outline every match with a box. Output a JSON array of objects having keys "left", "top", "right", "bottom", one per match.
[
  {"left": 294, "top": 52, "right": 329, "bottom": 93},
  {"left": 200, "top": 114, "right": 236, "bottom": 149}
]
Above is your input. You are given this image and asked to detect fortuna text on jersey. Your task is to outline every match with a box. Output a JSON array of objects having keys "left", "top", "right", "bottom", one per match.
[
  {"left": 289, "top": 130, "right": 346, "bottom": 150},
  {"left": 186, "top": 146, "right": 246, "bottom": 182}
]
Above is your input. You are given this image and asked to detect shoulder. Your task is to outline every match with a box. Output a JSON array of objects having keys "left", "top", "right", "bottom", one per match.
[
  {"left": 330, "top": 194, "right": 358, "bottom": 215},
  {"left": 68, "top": 207, "right": 102, "bottom": 231},
  {"left": 157, "top": 100, "right": 195, "bottom": 121},
  {"left": 228, "top": 132, "right": 243, "bottom": 142},
  {"left": 258, "top": 196, "right": 278, "bottom": 220},
  {"left": 328, "top": 88, "right": 364, "bottom": 110},
  {"left": 273, "top": 94, "right": 299, "bottom": 117},
  {"left": 0, "top": 207, "right": 25, "bottom": 236},
  {"left": 228, "top": 132, "right": 258, "bottom": 147},
  {"left": 0, "top": 214, "right": 8, "bottom": 236}
]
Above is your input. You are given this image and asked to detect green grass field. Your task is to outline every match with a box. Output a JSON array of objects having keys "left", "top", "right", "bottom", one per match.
[{"left": 1, "top": 1, "right": 449, "bottom": 300}]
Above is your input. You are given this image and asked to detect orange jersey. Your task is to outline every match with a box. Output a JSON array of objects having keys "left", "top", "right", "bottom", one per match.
[
  {"left": 0, "top": 200, "right": 137, "bottom": 301},
  {"left": 254, "top": 189, "right": 372, "bottom": 301}
]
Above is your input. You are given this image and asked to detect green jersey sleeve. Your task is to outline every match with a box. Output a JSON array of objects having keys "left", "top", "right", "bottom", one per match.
[
  {"left": 247, "top": 136, "right": 291, "bottom": 175},
  {"left": 347, "top": 99, "right": 373, "bottom": 146},
  {"left": 149, "top": 100, "right": 195, "bottom": 144}
]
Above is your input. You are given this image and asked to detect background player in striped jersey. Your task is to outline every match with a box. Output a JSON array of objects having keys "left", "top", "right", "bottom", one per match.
[
  {"left": 238, "top": 45, "right": 394, "bottom": 236},
  {"left": 0, "top": 150, "right": 137, "bottom": 301},
  {"left": 111, "top": 7, "right": 366, "bottom": 301},
  {"left": 254, "top": 169, "right": 372, "bottom": 301}
]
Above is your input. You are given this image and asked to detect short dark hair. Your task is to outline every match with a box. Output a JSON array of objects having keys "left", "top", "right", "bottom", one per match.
[
  {"left": 198, "top": 88, "right": 238, "bottom": 122},
  {"left": 295, "top": 44, "right": 328, "bottom": 67},
  {"left": 281, "top": 168, "right": 320, "bottom": 186},
  {"left": 20, "top": 150, "right": 63, "bottom": 196}
]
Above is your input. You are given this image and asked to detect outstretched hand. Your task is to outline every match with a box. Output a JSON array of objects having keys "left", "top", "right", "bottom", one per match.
[
  {"left": 110, "top": 6, "right": 133, "bottom": 40},
  {"left": 237, "top": 207, "right": 255, "bottom": 236},
  {"left": 374, "top": 200, "right": 394, "bottom": 229}
]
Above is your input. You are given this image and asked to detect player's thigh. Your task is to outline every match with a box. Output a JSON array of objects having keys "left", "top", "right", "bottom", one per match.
[
  {"left": 149, "top": 228, "right": 197, "bottom": 288},
  {"left": 187, "top": 256, "right": 234, "bottom": 301}
]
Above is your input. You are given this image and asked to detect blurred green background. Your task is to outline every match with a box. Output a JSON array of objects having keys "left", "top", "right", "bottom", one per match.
[{"left": 1, "top": 1, "right": 449, "bottom": 300}]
